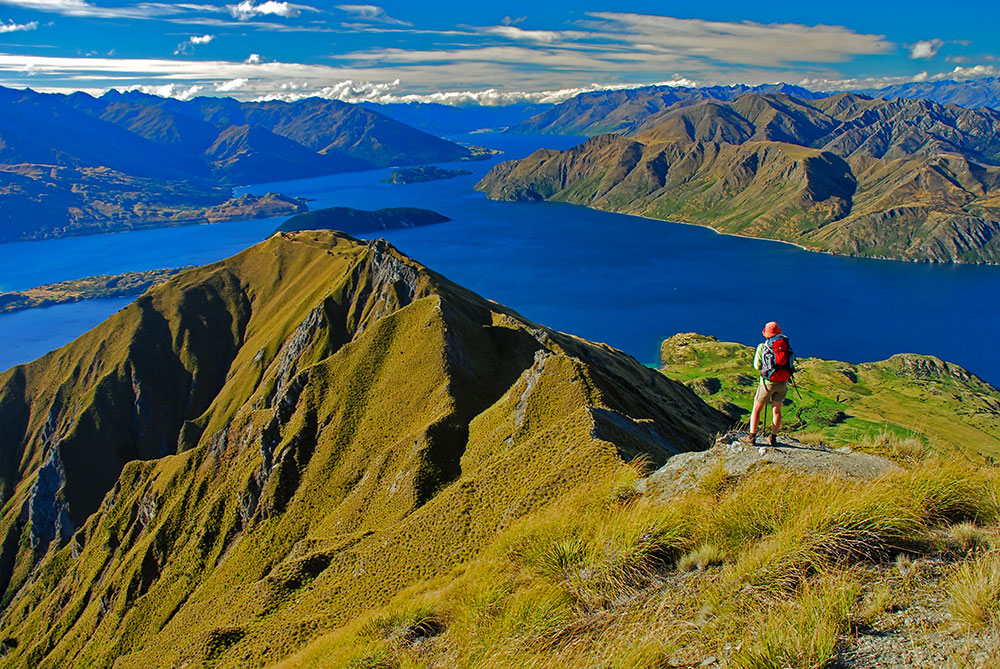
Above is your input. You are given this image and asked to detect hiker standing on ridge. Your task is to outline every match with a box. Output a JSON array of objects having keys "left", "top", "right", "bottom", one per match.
[{"left": 745, "top": 321, "right": 795, "bottom": 449}]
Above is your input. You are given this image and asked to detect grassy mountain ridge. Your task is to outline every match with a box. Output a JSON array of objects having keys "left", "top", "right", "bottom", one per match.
[
  {"left": 477, "top": 92, "right": 1000, "bottom": 263},
  {"left": 0, "top": 231, "right": 728, "bottom": 666}
]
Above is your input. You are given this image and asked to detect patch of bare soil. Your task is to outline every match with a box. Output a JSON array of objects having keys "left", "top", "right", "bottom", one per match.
[{"left": 837, "top": 557, "right": 1000, "bottom": 668}]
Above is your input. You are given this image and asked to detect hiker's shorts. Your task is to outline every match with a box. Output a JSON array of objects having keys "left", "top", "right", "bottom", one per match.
[{"left": 754, "top": 380, "right": 787, "bottom": 405}]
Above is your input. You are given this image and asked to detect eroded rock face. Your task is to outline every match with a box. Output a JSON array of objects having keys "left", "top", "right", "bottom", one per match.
[{"left": 28, "top": 447, "right": 73, "bottom": 552}]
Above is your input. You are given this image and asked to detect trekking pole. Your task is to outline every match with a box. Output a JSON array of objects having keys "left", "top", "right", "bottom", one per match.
[
  {"left": 763, "top": 394, "right": 769, "bottom": 435},
  {"left": 791, "top": 375, "right": 804, "bottom": 401}
]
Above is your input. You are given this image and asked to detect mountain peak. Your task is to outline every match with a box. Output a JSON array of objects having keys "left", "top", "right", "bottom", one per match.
[{"left": 0, "top": 232, "right": 730, "bottom": 666}]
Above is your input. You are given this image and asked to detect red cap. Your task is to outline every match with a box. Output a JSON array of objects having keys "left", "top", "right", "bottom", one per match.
[{"left": 763, "top": 321, "right": 782, "bottom": 338}]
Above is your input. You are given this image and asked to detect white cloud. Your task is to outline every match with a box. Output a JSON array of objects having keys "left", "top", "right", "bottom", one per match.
[
  {"left": 335, "top": 4, "right": 408, "bottom": 26},
  {"left": 0, "top": 0, "right": 91, "bottom": 13},
  {"left": 578, "top": 13, "right": 891, "bottom": 66},
  {"left": 0, "top": 20, "right": 37, "bottom": 33},
  {"left": 124, "top": 82, "right": 203, "bottom": 100},
  {"left": 215, "top": 76, "right": 248, "bottom": 91},
  {"left": 500, "top": 16, "right": 526, "bottom": 26},
  {"left": 481, "top": 26, "right": 573, "bottom": 43},
  {"left": 798, "top": 64, "right": 1000, "bottom": 91},
  {"left": 0, "top": 0, "right": 224, "bottom": 19},
  {"left": 909, "top": 39, "right": 944, "bottom": 60},
  {"left": 937, "top": 64, "right": 999, "bottom": 79},
  {"left": 228, "top": 1, "right": 309, "bottom": 20},
  {"left": 256, "top": 76, "right": 701, "bottom": 106},
  {"left": 174, "top": 33, "right": 215, "bottom": 55},
  {"left": 245, "top": 53, "right": 261, "bottom": 63}
]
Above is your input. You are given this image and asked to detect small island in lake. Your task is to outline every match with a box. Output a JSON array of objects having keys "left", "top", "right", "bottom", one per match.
[
  {"left": 381, "top": 165, "right": 472, "bottom": 184},
  {"left": 0, "top": 268, "right": 186, "bottom": 313},
  {"left": 276, "top": 206, "right": 451, "bottom": 234}
]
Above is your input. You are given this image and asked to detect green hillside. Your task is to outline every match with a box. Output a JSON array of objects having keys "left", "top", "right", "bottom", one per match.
[
  {"left": 0, "top": 231, "right": 727, "bottom": 666},
  {"left": 659, "top": 333, "right": 1000, "bottom": 461}
]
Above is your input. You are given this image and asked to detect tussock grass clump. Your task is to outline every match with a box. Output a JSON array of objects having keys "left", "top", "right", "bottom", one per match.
[
  {"left": 948, "top": 549, "right": 1000, "bottom": 630},
  {"left": 678, "top": 544, "right": 726, "bottom": 572},
  {"left": 946, "top": 521, "right": 990, "bottom": 554},
  {"left": 854, "top": 580, "right": 895, "bottom": 629},
  {"left": 730, "top": 576, "right": 859, "bottom": 669},
  {"left": 698, "top": 459, "right": 733, "bottom": 495},
  {"left": 361, "top": 605, "right": 446, "bottom": 645},
  {"left": 894, "top": 461, "right": 1000, "bottom": 525},
  {"left": 895, "top": 553, "right": 918, "bottom": 579},
  {"left": 856, "top": 431, "right": 928, "bottom": 463},
  {"left": 699, "top": 473, "right": 808, "bottom": 553}
]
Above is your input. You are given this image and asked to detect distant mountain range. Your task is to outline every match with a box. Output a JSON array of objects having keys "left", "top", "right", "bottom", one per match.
[
  {"left": 860, "top": 76, "right": 1000, "bottom": 111},
  {"left": 509, "top": 83, "right": 825, "bottom": 136},
  {"left": 478, "top": 92, "right": 1000, "bottom": 263},
  {"left": 509, "top": 79, "right": 1000, "bottom": 137},
  {"left": 0, "top": 87, "right": 482, "bottom": 242}
]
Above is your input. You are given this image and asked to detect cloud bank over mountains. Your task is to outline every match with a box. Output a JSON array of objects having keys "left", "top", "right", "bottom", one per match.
[{"left": 0, "top": 3, "right": 994, "bottom": 105}]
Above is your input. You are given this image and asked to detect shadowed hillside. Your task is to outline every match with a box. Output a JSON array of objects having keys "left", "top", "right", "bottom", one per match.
[{"left": 0, "top": 231, "right": 727, "bottom": 666}]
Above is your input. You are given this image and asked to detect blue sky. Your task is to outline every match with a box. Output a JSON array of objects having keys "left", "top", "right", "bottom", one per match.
[{"left": 0, "top": 0, "right": 997, "bottom": 104}]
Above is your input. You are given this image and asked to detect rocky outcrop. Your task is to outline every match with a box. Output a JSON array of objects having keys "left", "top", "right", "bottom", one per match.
[{"left": 27, "top": 447, "right": 73, "bottom": 552}]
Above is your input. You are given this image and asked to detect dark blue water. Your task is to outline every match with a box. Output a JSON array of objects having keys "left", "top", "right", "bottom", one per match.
[{"left": 2, "top": 133, "right": 999, "bottom": 386}]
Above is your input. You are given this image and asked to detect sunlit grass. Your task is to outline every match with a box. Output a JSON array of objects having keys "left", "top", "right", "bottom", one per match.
[{"left": 279, "top": 453, "right": 1000, "bottom": 668}]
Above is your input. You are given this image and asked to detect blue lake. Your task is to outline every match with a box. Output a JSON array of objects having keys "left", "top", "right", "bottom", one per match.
[{"left": 1, "top": 133, "right": 999, "bottom": 387}]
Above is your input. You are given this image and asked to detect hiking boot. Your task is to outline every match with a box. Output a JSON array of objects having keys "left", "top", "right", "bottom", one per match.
[
  {"left": 769, "top": 433, "right": 777, "bottom": 447},
  {"left": 742, "top": 432, "right": 757, "bottom": 446}
]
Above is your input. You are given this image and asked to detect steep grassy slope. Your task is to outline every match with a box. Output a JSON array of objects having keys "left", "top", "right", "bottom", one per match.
[
  {"left": 659, "top": 333, "right": 1000, "bottom": 461},
  {"left": 0, "top": 231, "right": 727, "bottom": 666},
  {"left": 479, "top": 93, "right": 1000, "bottom": 263}
]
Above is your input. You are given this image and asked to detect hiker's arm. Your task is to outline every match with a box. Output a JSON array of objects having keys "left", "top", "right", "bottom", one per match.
[{"left": 753, "top": 343, "right": 763, "bottom": 372}]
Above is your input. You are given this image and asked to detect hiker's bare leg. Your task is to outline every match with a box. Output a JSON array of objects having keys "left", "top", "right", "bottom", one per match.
[
  {"left": 749, "top": 398, "right": 764, "bottom": 435},
  {"left": 771, "top": 404, "right": 781, "bottom": 433}
]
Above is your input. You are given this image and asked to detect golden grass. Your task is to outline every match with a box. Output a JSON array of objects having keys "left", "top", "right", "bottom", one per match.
[
  {"left": 281, "top": 455, "right": 1000, "bottom": 668},
  {"left": 677, "top": 544, "right": 726, "bottom": 572},
  {"left": 949, "top": 550, "right": 1000, "bottom": 630}
]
